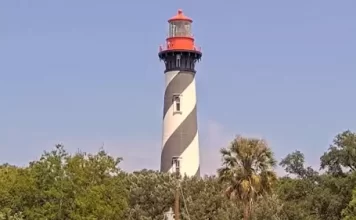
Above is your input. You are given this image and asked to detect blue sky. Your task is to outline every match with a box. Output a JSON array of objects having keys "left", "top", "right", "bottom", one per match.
[{"left": 1, "top": 0, "right": 355, "bottom": 175}]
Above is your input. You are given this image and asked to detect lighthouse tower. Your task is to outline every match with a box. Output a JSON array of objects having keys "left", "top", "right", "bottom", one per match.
[{"left": 159, "top": 9, "right": 202, "bottom": 177}]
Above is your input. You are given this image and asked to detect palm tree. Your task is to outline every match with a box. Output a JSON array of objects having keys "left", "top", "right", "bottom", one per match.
[{"left": 217, "top": 136, "right": 277, "bottom": 220}]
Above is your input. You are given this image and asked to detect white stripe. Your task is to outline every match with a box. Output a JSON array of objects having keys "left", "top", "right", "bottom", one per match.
[
  {"left": 167, "top": 132, "right": 200, "bottom": 177},
  {"left": 165, "top": 70, "right": 179, "bottom": 86},
  {"left": 161, "top": 72, "right": 197, "bottom": 148}
]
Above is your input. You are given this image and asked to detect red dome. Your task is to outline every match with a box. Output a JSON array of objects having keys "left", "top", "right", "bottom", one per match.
[{"left": 168, "top": 9, "right": 193, "bottom": 22}]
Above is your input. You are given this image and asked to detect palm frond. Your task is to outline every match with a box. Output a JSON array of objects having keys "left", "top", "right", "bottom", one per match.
[{"left": 218, "top": 135, "right": 278, "bottom": 208}]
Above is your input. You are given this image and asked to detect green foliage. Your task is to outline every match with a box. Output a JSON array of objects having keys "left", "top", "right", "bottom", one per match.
[
  {"left": 217, "top": 136, "right": 277, "bottom": 220},
  {"left": 280, "top": 150, "right": 318, "bottom": 179},
  {"left": 0, "top": 164, "right": 34, "bottom": 216},
  {"left": 0, "top": 209, "right": 24, "bottom": 220},
  {"left": 278, "top": 150, "right": 356, "bottom": 220},
  {"left": 321, "top": 130, "right": 356, "bottom": 175},
  {"left": 124, "top": 171, "right": 241, "bottom": 220},
  {"left": 125, "top": 169, "right": 175, "bottom": 219},
  {"left": 252, "top": 194, "right": 288, "bottom": 220},
  {"left": 179, "top": 176, "right": 242, "bottom": 220},
  {"left": 1, "top": 131, "right": 356, "bottom": 219},
  {"left": 0, "top": 145, "right": 128, "bottom": 220},
  {"left": 342, "top": 184, "right": 356, "bottom": 219}
]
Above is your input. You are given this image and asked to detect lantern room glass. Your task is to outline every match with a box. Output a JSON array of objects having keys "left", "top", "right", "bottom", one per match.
[{"left": 168, "top": 21, "right": 192, "bottom": 38}]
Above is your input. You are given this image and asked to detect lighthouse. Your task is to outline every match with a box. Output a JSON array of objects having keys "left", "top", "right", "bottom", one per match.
[{"left": 159, "top": 9, "right": 202, "bottom": 177}]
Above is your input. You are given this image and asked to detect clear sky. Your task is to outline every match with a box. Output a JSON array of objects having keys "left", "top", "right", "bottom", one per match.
[{"left": 1, "top": 0, "right": 355, "bottom": 175}]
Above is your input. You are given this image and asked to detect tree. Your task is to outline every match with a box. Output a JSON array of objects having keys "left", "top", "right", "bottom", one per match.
[
  {"left": 64, "top": 149, "right": 129, "bottom": 219},
  {"left": 280, "top": 150, "right": 318, "bottom": 179},
  {"left": 342, "top": 188, "right": 356, "bottom": 220},
  {"left": 0, "top": 209, "right": 24, "bottom": 220},
  {"left": 278, "top": 150, "right": 356, "bottom": 220},
  {"left": 2, "top": 130, "right": 356, "bottom": 219},
  {"left": 125, "top": 171, "right": 242, "bottom": 220},
  {"left": 0, "top": 164, "right": 35, "bottom": 218},
  {"left": 312, "top": 174, "right": 356, "bottom": 220},
  {"left": 321, "top": 130, "right": 356, "bottom": 176},
  {"left": 217, "top": 136, "right": 277, "bottom": 220},
  {"left": 25, "top": 145, "right": 128, "bottom": 219},
  {"left": 124, "top": 169, "right": 175, "bottom": 220},
  {"left": 252, "top": 193, "right": 288, "bottom": 220},
  {"left": 179, "top": 175, "right": 242, "bottom": 220}
]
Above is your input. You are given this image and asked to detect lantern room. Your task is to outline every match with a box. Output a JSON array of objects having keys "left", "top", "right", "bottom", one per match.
[
  {"left": 160, "top": 9, "right": 201, "bottom": 52},
  {"left": 168, "top": 20, "right": 192, "bottom": 38},
  {"left": 158, "top": 9, "right": 202, "bottom": 72},
  {"left": 168, "top": 9, "right": 193, "bottom": 38}
]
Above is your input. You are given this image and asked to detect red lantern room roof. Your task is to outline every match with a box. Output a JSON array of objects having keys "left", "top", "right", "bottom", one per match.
[{"left": 168, "top": 9, "right": 193, "bottom": 23}]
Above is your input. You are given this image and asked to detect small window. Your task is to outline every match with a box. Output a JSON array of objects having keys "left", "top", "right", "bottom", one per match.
[
  {"left": 175, "top": 160, "right": 180, "bottom": 173},
  {"left": 173, "top": 95, "right": 181, "bottom": 112},
  {"left": 176, "top": 54, "right": 181, "bottom": 68},
  {"left": 172, "top": 157, "right": 181, "bottom": 173}
]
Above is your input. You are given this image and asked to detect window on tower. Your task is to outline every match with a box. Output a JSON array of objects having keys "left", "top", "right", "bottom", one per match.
[
  {"left": 172, "top": 156, "right": 181, "bottom": 174},
  {"left": 175, "top": 159, "right": 180, "bottom": 173},
  {"left": 175, "top": 96, "right": 181, "bottom": 112},
  {"left": 176, "top": 54, "right": 181, "bottom": 67},
  {"left": 173, "top": 95, "right": 181, "bottom": 113}
]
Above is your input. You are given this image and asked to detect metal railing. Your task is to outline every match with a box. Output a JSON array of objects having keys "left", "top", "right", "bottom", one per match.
[{"left": 159, "top": 44, "right": 202, "bottom": 52}]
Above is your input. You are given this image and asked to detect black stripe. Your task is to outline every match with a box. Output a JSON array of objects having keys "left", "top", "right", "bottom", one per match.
[
  {"left": 160, "top": 105, "right": 198, "bottom": 173},
  {"left": 163, "top": 71, "right": 195, "bottom": 118}
]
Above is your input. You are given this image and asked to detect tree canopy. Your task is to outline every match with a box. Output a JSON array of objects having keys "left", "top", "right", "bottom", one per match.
[{"left": 1, "top": 130, "right": 356, "bottom": 219}]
